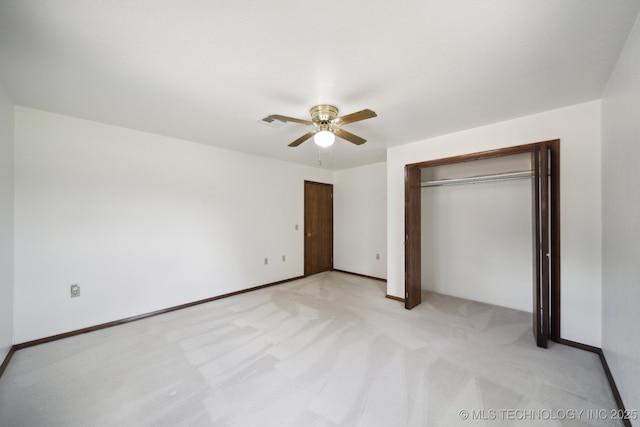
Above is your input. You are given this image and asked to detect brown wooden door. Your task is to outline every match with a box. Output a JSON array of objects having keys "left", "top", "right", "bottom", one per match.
[
  {"left": 532, "top": 144, "right": 550, "bottom": 348},
  {"left": 304, "top": 181, "right": 333, "bottom": 276}
]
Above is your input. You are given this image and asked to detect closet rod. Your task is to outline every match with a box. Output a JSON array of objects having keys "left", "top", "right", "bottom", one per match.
[{"left": 421, "top": 170, "right": 533, "bottom": 188}]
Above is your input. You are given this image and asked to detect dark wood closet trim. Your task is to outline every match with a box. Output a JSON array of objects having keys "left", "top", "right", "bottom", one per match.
[
  {"left": 11, "top": 275, "right": 303, "bottom": 351},
  {"left": 332, "top": 269, "right": 387, "bottom": 282},
  {"left": 407, "top": 141, "right": 549, "bottom": 168},
  {"left": 404, "top": 139, "right": 561, "bottom": 339}
]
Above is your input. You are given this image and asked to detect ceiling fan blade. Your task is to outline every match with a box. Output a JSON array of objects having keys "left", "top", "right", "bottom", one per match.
[
  {"left": 288, "top": 131, "right": 316, "bottom": 147},
  {"left": 267, "top": 114, "right": 314, "bottom": 126},
  {"left": 334, "top": 109, "right": 377, "bottom": 125},
  {"left": 334, "top": 128, "right": 367, "bottom": 145}
]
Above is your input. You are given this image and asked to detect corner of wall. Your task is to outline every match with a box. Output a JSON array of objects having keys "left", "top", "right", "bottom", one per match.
[
  {"left": 600, "top": 8, "right": 640, "bottom": 417},
  {"left": 0, "top": 81, "right": 15, "bottom": 359}
]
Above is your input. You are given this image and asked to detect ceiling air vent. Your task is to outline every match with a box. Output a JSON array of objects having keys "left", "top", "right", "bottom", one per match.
[{"left": 258, "top": 116, "right": 286, "bottom": 128}]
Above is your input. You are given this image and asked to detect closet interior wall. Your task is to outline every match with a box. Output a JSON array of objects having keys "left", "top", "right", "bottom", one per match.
[{"left": 420, "top": 154, "right": 534, "bottom": 312}]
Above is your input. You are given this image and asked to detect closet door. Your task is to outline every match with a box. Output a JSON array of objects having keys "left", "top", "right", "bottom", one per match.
[
  {"left": 405, "top": 165, "right": 421, "bottom": 309},
  {"left": 532, "top": 145, "right": 550, "bottom": 348}
]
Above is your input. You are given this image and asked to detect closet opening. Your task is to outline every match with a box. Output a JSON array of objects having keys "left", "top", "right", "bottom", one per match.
[{"left": 404, "top": 140, "right": 560, "bottom": 348}]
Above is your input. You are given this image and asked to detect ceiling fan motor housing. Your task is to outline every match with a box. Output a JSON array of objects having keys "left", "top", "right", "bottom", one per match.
[
  {"left": 265, "top": 105, "right": 375, "bottom": 147},
  {"left": 310, "top": 105, "right": 338, "bottom": 129}
]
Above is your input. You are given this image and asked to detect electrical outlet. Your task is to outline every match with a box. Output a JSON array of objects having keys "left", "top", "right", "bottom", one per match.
[
  {"left": 282, "top": 255, "right": 286, "bottom": 262},
  {"left": 376, "top": 253, "right": 380, "bottom": 260},
  {"left": 70, "top": 284, "right": 80, "bottom": 298},
  {"left": 264, "top": 258, "right": 268, "bottom": 265},
  {"left": 295, "top": 224, "right": 299, "bottom": 231}
]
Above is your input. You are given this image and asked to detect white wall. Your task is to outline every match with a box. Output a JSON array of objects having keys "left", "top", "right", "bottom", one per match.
[
  {"left": 334, "top": 162, "right": 386, "bottom": 280},
  {"left": 388, "top": 101, "right": 602, "bottom": 346},
  {"left": 13, "top": 107, "right": 332, "bottom": 343},
  {"left": 0, "top": 83, "right": 14, "bottom": 360},
  {"left": 601, "top": 12, "right": 640, "bottom": 415},
  {"left": 422, "top": 175, "right": 533, "bottom": 312}
]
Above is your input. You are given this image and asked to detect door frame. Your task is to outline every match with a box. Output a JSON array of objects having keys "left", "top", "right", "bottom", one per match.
[{"left": 404, "top": 139, "right": 560, "bottom": 343}]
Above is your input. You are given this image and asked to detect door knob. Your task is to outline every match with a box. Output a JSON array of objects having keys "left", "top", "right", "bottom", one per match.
[{"left": 306, "top": 232, "right": 312, "bottom": 238}]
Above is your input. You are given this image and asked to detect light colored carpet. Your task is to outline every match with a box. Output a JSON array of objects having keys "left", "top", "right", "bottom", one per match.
[{"left": 0, "top": 271, "right": 620, "bottom": 426}]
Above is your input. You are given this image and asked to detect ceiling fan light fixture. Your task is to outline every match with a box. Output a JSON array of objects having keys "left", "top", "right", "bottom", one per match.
[
  {"left": 265, "top": 105, "right": 376, "bottom": 147},
  {"left": 314, "top": 130, "right": 335, "bottom": 147}
]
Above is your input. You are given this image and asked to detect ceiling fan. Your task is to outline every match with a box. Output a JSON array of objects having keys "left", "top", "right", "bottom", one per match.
[{"left": 266, "top": 104, "right": 377, "bottom": 148}]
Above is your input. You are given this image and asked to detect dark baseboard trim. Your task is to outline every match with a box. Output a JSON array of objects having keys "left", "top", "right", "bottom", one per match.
[
  {"left": 597, "top": 350, "right": 632, "bottom": 427},
  {"left": 558, "top": 338, "right": 632, "bottom": 427},
  {"left": 332, "top": 269, "right": 387, "bottom": 282},
  {"left": 0, "top": 345, "right": 17, "bottom": 379},
  {"left": 556, "top": 338, "right": 600, "bottom": 354},
  {"left": 2, "top": 277, "right": 631, "bottom": 427},
  {"left": 14, "top": 275, "right": 304, "bottom": 351}
]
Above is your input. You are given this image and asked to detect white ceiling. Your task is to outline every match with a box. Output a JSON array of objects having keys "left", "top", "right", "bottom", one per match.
[{"left": 1, "top": 1, "right": 638, "bottom": 170}]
